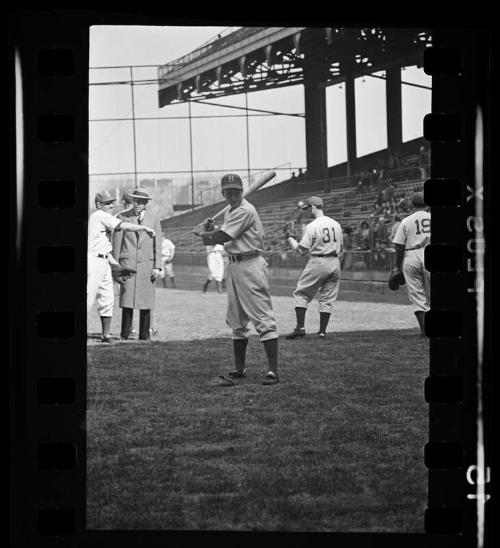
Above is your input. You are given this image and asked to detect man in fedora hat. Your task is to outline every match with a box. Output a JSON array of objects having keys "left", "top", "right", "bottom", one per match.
[
  {"left": 88, "top": 189, "right": 156, "bottom": 343},
  {"left": 112, "top": 188, "right": 163, "bottom": 340}
]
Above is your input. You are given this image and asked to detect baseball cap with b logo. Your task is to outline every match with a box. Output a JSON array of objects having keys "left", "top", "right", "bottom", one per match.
[{"left": 221, "top": 173, "right": 243, "bottom": 191}]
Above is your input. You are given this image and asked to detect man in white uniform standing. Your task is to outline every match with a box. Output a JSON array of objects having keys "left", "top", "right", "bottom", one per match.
[
  {"left": 392, "top": 191, "right": 431, "bottom": 336},
  {"left": 285, "top": 196, "right": 343, "bottom": 339},
  {"left": 87, "top": 190, "right": 156, "bottom": 342},
  {"left": 160, "top": 237, "right": 176, "bottom": 288},
  {"left": 203, "top": 243, "right": 224, "bottom": 293},
  {"left": 193, "top": 173, "right": 279, "bottom": 386}
]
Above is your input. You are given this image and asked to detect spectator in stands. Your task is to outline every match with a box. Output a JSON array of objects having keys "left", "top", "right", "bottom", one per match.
[
  {"left": 389, "top": 215, "right": 402, "bottom": 245},
  {"left": 298, "top": 168, "right": 304, "bottom": 179},
  {"left": 341, "top": 226, "right": 354, "bottom": 270},
  {"left": 419, "top": 145, "right": 429, "bottom": 179},
  {"left": 291, "top": 171, "right": 297, "bottom": 179},
  {"left": 374, "top": 216, "right": 389, "bottom": 247},
  {"left": 382, "top": 182, "right": 395, "bottom": 205},
  {"left": 355, "top": 220, "right": 372, "bottom": 251},
  {"left": 355, "top": 179, "right": 364, "bottom": 195},
  {"left": 373, "top": 216, "right": 390, "bottom": 270}
]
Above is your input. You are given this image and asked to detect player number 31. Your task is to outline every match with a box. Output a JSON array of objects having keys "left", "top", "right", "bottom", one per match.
[{"left": 322, "top": 227, "right": 337, "bottom": 243}]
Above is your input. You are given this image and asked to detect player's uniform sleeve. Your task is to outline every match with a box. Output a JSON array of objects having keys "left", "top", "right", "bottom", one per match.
[
  {"left": 392, "top": 220, "right": 407, "bottom": 246},
  {"left": 111, "top": 213, "right": 125, "bottom": 261},
  {"left": 220, "top": 208, "right": 254, "bottom": 240},
  {"left": 154, "top": 217, "right": 163, "bottom": 269},
  {"left": 298, "top": 225, "right": 313, "bottom": 250},
  {"left": 101, "top": 210, "right": 123, "bottom": 232}
]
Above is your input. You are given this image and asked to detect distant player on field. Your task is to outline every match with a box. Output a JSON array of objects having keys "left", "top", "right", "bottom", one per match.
[
  {"left": 203, "top": 242, "right": 224, "bottom": 293},
  {"left": 392, "top": 191, "right": 430, "bottom": 336},
  {"left": 160, "top": 237, "right": 176, "bottom": 288},
  {"left": 285, "top": 196, "right": 343, "bottom": 339}
]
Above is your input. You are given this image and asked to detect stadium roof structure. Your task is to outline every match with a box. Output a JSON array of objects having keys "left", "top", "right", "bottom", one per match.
[{"left": 157, "top": 26, "right": 432, "bottom": 106}]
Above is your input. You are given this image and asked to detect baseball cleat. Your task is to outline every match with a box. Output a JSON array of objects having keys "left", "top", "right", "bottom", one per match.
[
  {"left": 101, "top": 336, "right": 112, "bottom": 343},
  {"left": 317, "top": 332, "right": 326, "bottom": 339},
  {"left": 228, "top": 370, "right": 246, "bottom": 378},
  {"left": 149, "top": 329, "right": 158, "bottom": 336},
  {"left": 285, "top": 327, "right": 305, "bottom": 339},
  {"left": 262, "top": 372, "right": 280, "bottom": 385}
]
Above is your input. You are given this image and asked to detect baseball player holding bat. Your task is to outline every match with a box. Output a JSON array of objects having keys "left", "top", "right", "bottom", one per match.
[
  {"left": 87, "top": 190, "right": 155, "bottom": 343},
  {"left": 391, "top": 191, "right": 430, "bottom": 336},
  {"left": 192, "top": 172, "right": 280, "bottom": 386},
  {"left": 285, "top": 196, "right": 343, "bottom": 339}
]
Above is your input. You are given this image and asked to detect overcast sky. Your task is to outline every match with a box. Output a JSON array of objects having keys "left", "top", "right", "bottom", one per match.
[{"left": 89, "top": 26, "right": 431, "bottom": 190}]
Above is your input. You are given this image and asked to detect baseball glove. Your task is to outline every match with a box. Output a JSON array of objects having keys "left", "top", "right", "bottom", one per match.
[
  {"left": 388, "top": 267, "right": 406, "bottom": 291},
  {"left": 112, "top": 267, "right": 137, "bottom": 285}
]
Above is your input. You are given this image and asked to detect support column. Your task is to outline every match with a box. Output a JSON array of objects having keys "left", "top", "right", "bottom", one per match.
[
  {"left": 303, "top": 61, "right": 328, "bottom": 182},
  {"left": 386, "top": 66, "right": 402, "bottom": 152},
  {"left": 345, "top": 73, "right": 357, "bottom": 177}
]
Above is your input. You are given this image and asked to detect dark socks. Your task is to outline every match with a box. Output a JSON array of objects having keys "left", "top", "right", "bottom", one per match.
[
  {"left": 263, "top": 338, "right": 278, "bottom": 375},
  {"left": 202, "top": 279, "right": 210, "bottom": 292},
  {"left": 233, "top": 339, "right": 248, "bottom": 373},
  {"left": 101, "top": 316, "right": 111, "bottom": 337},
  {"left": 414, "top": 311, "right": 426, "bottom": 336},
  {"left": 319, "top": 312, "right": 331, "bottom": 333},
  {"left": 295, "top": 307, "right": 306, "bottom": 329}
]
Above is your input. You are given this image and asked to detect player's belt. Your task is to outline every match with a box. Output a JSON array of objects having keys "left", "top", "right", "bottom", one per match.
[
  {"left": 405, "top": 243, "right": 426, "bottom": 251},
  {"left": 311, "top": 252, "right": 338, "bottom": 258},
  {"left": 228, "top": 252, "right": 260, "bottom": 263},
  {"left": 91, "top": 253, "right": 108, "bottom": 259}
]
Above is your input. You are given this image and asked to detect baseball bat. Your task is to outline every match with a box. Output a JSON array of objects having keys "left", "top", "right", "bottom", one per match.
[{"left": 210, "top": 170, "right": 276, "bottom": 221}]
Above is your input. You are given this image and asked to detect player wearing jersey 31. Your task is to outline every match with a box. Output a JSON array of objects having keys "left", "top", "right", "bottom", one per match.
[
  {"left": 392, "top": 191, "right": 430, "bottom": 336},
  {"left": 193, "top": 173, "right": 279, "bottom": 386},
  {"left": 286, "top": 196, "right": 343, "bottom": 339}
]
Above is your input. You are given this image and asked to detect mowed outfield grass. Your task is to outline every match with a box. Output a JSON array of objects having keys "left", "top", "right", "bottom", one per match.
[{"left": 87, "top": 329, "right": 428, "bottom": 532}]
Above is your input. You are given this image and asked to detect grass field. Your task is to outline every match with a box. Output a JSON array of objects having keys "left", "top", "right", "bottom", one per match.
[{"left": 87, "top": 289, "right": 428, "bottom": 532}]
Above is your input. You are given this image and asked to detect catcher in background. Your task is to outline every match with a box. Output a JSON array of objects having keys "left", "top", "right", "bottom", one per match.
[
  {"left": 391, "top": 191, "right": 430, "bottom": 336},
  {"left": 87, "top": 190, "right": 155, "bottom": 343},
  {"left": 285, "top": 196, "right": 343, "bottom": 339},
  {"left": 160, "top": 237, "right": 176, "bottom": 288},
  {"left": 203, "top": 240, "right": 224, "bottom": 293},
  {"left": 193, "top": 173, "right": 279, "bottom": 386}
]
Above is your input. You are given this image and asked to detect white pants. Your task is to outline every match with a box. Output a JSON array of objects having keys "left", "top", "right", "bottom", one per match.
[
  {"left": 87, "top": 254, "right": 114, "bottom": 317},
  {"left": 159, "top": 261, "right": 174, "bottom": 278},
  {"left": 226, "top": 255, "right": 278, "bottom": 341},
  {"left": 403, "top": 249, "right": 430, "bottom": 312},
  {"left": 293, "top": 256, "right": 340, "bottom": 313},
  {"left": 207, "top": 252, "right": 224, "bottom": 282}
]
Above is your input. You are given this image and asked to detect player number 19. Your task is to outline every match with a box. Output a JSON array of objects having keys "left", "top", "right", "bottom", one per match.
[
  {"left": 415, "top": 218, "right": 431, "bottom": 235},
  {"left": 322, "top": 227, "right": 337, "bottom": 243}
]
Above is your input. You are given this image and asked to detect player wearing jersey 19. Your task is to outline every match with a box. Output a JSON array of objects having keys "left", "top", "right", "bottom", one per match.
[
  {"left": 193, "top": 173, "right": 279, "bottom": 386},
  {"left": 286, "top": 196, "right": 343, "bottom": 339},
  {"left": 392, "top": 191, "right": 430, "bottom": 336}
]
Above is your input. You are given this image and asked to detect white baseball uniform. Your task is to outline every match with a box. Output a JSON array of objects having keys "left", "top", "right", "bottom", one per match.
[
  {"left": 221, "top": 199, "right": 278, "bottom": 341},
  {"left": 206, "top": 244, "right": 224, "bottom": 282},
  {"left": 293, "top": 215, "right": 343, "bottom": 313},
  {"left": 87, "top": 209, "right": 122, "bottom": 316},
  {"left": 160, "top": 238, "right": 175, "bottom": 278},
  {"left": 392, "top": 209, "right": 431, "bottom": 312}
]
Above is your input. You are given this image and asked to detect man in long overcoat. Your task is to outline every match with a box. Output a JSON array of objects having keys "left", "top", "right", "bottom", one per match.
[{"left": 112, "top": 189, "right": 163, "bottom": 340}]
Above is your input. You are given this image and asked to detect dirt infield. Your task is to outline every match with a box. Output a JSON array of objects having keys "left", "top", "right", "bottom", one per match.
[{"left": 88, "top": 288, "right": 419, "bottom": 344}]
